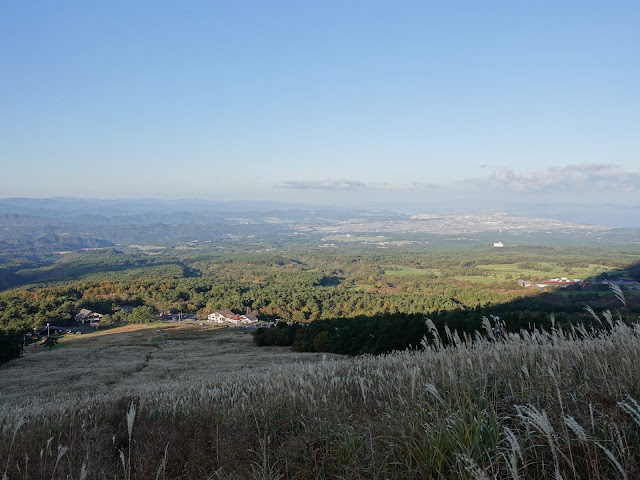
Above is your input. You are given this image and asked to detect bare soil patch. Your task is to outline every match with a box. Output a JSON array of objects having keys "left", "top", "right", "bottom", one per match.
[
  {"left": 60, "top": 323, "right": 162, "bottom": 348},
  {"left": 160, "top": 323, "right": 226, "bottom": 340}
]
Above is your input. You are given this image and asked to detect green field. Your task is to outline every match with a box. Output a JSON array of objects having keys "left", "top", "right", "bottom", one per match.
[
  {"left": 382, "top": 265, "right": 441, "bottom": 277},
  {"left": 382, "top": 261, "right": 618, "bottom": 285},
  {"left": 474, "top": 262, "right": 613, "bottom": 278},
  {"left": 450, "top": 262, "right": 615, "bottom": 284}
]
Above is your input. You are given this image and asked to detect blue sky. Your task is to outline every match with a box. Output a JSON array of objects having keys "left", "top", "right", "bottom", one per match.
[{"left": 1, "top": 1, "right": 639, "bottom": 217}]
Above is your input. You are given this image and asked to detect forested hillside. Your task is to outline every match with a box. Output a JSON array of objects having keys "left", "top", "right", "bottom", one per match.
[{"left": 2, "top": 244, "right": 638, "bottom": 338}]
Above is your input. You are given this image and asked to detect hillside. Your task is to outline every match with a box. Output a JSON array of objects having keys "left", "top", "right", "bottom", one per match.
[{"left": 1, "top": 311, "right": 639, "bottom": 479}]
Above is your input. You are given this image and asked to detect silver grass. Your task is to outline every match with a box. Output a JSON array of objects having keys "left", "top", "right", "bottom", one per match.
[
  {"left": 503, "top": 426, "right": 522, "bottom": 463},
  {"left": 126, "top": 401, "right": 136, "bottom": 439},
  {"left": 424, "top": 383, "right": 444, "bottom": 404},
  {"left": 618, "top": 395, "right": 640, "bottom": 427},
  {"left": 584, "top": 305, "right": 602, "bottom": 326},
  {"left": 516, "top": 404, "right": 560, "bottom": 474},
  {"left": 119, "top": 449, "right": 126, "bottom": 472},
  {"left": 425, "top": 318, "right": 441, "bottom": 350},
  {"left": 155, "top": 444, "right": 168, "bottom": 480},
  {"left": 50, "top": 444, "right": 68, "bottom": 480},
  {"left": 563, "top": 416, "right": 588, "bottom": 442},
  {"left": 456, "top": 453, "right": 489, "bottom": 480},
  {"left": 609, "top": 284, "right": 626, "bottom": 307},
  {"left": 501, "top": 427, "right": 523, "bottom": 480},
  {"left": 595, "top": 441, "right": 627, "bottom": 480},
  {"left": 481, "top": 317, "right": 494, "bottom": 341},
  {"left": 2, "top": 416, "right": 26, "bottom": 480}
]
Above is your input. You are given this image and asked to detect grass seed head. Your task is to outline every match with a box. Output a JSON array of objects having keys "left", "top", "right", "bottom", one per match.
[
  {"left": 127, "top": 401, "right": 137, "bottom": 439},
  {"left": 563, "top": 416, "right": 588, "bottom": 442}
]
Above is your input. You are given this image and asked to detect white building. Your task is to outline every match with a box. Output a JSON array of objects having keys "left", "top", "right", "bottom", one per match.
[
  {"left": 207, "top": 310, "right": 235, "bottom": 323},
  {"left": 241, "top": 313, "right": 259, "bottom": 324},
  {"left": 207, "top": 310, "right": 260, "bottom": 324}
]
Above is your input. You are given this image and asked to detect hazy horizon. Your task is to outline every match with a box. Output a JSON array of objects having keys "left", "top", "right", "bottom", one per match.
[
  {"left": 1, "top": 2, "right": 638, "bottom": 223},
  {"left": 1, "top": 195, "right": 638, "bottom": 228}
]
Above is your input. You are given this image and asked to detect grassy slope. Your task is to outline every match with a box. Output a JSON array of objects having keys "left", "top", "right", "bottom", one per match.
[
  {"left": 2, "top": 315, "right": 640, "bottom": 479},
  {"left": 1, "top": 324, "right": 335, "bottom": 406}
]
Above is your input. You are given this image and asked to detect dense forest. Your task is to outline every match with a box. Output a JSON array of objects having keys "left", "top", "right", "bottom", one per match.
[{"left": 2, "top": 245, "right": 638, "bottom": 341}]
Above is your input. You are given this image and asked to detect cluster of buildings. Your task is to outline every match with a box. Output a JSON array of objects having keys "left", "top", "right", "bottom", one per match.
[
  {"left": 518, "top": 277, "right": 640, "bottom": 290},
  {"left": 207, "top": 310, "right": 260, "bottom": 325},
  {"left": 34, "top": 307, "right": 267, "bottom": 341},
  {"left": 74, "top": 307, "right": 263, "bottom": 326},
  {"left": 517, "top": 278, "right": 583, "bottom": 289}
]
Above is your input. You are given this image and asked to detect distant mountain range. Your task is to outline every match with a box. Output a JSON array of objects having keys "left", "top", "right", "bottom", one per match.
[
  {"left": 0, "top": 197, "right": 638, "bottom": 266},
  {"left": 0, "top": 198, "right": 405, "bottom": 226},
  {"left": 1, "top": 197, "right": 638, "bottom": 228}
]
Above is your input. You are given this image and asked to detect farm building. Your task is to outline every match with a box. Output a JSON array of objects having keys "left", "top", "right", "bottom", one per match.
[{"left": 75, "top": 309, "right": 104, "bottom": 324}]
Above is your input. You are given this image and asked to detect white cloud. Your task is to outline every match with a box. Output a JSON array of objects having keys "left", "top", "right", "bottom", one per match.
[
  {"left": 277, "top": 179, "right": 367, "bottom": 191},
  {"left": 273, "top": 164, "right": 640, "bottom": 213},
  {"left": 399, "top": 181, "right": 441, "bottom": 190},
  {"left": 482, "top": 163, "right": 640, "bottom": 192}
]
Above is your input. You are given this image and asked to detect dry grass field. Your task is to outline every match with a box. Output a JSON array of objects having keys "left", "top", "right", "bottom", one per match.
[
  {"left": 2, "top": 301, "right": 640, "bottom": 479},
  {"left": 0, "top": 323, "right": 338, "bottom": 408}
]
